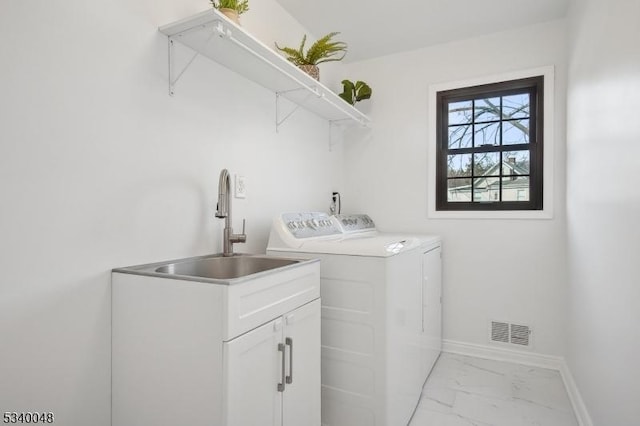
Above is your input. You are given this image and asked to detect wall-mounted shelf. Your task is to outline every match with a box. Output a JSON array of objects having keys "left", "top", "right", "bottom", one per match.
[{"left": 159, "top": 10, "right": 371, "bottom": 128}]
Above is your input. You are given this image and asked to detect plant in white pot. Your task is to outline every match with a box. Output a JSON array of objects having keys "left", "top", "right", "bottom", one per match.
[
  {"left": 275, "top": 32, "right": 347, "bottom": 80},
  {"left": 210, "top": 0, "right": 249, "bottom": 25}
]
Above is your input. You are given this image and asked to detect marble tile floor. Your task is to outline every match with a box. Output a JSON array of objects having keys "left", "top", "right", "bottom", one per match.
[{"left": 409, "top": 353, "right": 579, "bottom": 426}]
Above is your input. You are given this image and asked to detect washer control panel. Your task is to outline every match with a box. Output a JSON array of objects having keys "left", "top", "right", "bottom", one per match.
[
  {"left": 281, "top": 212, "right": 342, "bottom": 239},
  {"left": 333, "top": 214, "right": 376, "bottom": 233}
]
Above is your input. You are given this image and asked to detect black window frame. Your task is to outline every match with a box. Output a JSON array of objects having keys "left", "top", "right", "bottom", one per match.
[{"left": 436, "top": 76, "right": 544, "bottom": 211}]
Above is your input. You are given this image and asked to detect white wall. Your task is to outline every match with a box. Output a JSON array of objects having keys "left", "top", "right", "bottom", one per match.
[
  {"left": 0, "top": 1, "right": 340, "bottom": 425},
  {"left": 342, "top": 20, "right": 569, "bottom": 356},
  {"left": 566, "top": 0, "right": 640, "bottom": 424}
]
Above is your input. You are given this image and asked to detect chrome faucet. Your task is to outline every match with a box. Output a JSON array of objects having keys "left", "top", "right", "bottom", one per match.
[{"left": 215, "top": 169, "right": 246, "bottom": 256}]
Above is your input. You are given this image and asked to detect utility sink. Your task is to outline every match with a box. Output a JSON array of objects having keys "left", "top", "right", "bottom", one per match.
[
  {"left": 113, "top": 253, "right": 310, "bottom": 284},
  {"left": 155, "top": 255, "right": 299, "bottom": 280},
  {"left": 113, "top": 252, "right": 319, "bottom": 338}
]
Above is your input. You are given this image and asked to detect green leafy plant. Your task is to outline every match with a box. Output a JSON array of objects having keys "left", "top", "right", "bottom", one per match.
[
  {"left": 338, "top": 80, "right": 372, "bottom": 105},
  {"left": 275, "top": 32, "right": 347, "bottom": 66},
  {"left": 210, "top": 0, "right": 249, "bottom": 15}
]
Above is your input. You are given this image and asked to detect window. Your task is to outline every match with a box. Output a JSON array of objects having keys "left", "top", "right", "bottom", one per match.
[{"left": 436, "top": 76, "right": 543, "bottom": 211}]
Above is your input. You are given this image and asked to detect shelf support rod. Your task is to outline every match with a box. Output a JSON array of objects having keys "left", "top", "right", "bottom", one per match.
[
  {"left": 275, "top": 93, "right": 301, "bottom": 132},
  {"left": 168, "top": 25, "right": 221, "bottom": 96},
  {"left": 275, "top": 91, "right": 316, "bottom": 132},
  {"left": 168, "top": 37, "right": 175, "bottom": 96},
  {"left": 276, "top": 104, "right": 300, "bottom": 129}
]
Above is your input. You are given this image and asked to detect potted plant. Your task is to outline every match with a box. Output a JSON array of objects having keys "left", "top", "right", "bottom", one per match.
[
  {"left": 210, "top": 0, "right": 249, "bottom": 25},
  {"left": 338, "top": 80, "right": 372, "bottom": 105},
  {"left": 275, "top": 32, "right": 347, "bottom": 80}
]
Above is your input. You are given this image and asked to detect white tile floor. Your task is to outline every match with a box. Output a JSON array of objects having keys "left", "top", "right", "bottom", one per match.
[{"left": 409, "top": 353, "right": 579, "bottom": 426}]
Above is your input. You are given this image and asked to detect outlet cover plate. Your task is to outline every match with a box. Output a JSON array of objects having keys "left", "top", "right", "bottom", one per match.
[{"left": 235, "top": 175, "right": 246, "bottom": 199}]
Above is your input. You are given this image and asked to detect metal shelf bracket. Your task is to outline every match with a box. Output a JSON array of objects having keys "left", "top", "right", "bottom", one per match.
[
  {"left": 275, "top": 88, "right": 318, "bottom": 132},
  {"left": 168, "top": 21, "right": 229, "bottom": 96},
  {"left": 168, "top": 37, "right": 198, "bottom": 96}
]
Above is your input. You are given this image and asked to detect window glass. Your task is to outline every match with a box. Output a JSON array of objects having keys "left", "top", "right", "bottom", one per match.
[
  {"left": 448, "top": 100, "right": 473, "bottom": 125},
  {"left": 474, "top": 152, "right": 500, "bottom": 176},
  {"left": 474, "top": 122, "right": 501, "bottom": 147},
  {"left": 502, "top": 120, "right": 529, "bottom": 145},
  {"left": 474, "top": 97, "right": 501, "bottom": 122},
  {"left": 448, "top": 125, "right": 473, "bottom": 149},
  {"left": 447, "top": 154, "right": 472, "bottom": 177},
  {"left": 503, "top": 93, "right": 530, "bottom": 119}
]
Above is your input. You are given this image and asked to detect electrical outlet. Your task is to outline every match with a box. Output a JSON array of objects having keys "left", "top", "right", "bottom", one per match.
[{"left": 235, "top": 175, "right": 246, "bottom": 199}]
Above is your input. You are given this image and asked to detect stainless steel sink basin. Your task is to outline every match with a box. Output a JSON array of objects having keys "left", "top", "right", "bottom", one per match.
[
  {"left": 112, "top": 254, "right": 311, "bottom": 284},
  {"left": 154, "top": 255, "right": 299, "bottom": 280}
]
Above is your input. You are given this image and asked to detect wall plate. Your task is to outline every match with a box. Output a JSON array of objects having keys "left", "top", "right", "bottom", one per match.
[{"left": 235, "top": 175, "right": 246, "bottom": 199}]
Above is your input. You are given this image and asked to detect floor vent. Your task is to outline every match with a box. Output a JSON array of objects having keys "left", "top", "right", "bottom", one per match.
[{"left": 490, "top": 321, "right": 532, "bottom": 347}]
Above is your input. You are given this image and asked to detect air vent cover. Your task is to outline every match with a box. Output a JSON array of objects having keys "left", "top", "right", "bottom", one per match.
[
  {"left": 510, "top": 324, "right": 531, "bottom": 346},
  {"left": 490, "top": 321, "right": 532, "bottom": 347},
  {"left": 491, "top": 321, "right": 509, "bottom": 343}
]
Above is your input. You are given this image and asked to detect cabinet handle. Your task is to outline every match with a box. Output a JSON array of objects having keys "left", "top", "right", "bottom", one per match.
[
  {"left": 422, "top": 275, "right": 427, "bottom": 333},
  {"left": 277, "top": 343, "right": 286, "bottom": 392},
  {"left": 285, "top": 337, "right": 293, "bottom": 384}
]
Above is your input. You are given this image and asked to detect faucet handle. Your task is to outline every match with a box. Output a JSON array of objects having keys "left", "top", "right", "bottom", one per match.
[{"left": 230, "top": 219, "right": 247, "bottom": 245}]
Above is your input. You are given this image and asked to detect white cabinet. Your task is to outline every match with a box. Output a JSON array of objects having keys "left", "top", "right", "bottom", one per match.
[
  {"left": 422, "top": 246, "right": 442, "bottom": 379},
  {"left": 112, "top": 259, "right": 320, "bottom": 426},
  {"left": 223, "top": 300, "right": 321, "bottom": 426},
  {"left": 224, "top": 318, "right": 282, "bottom": 426},
  {"left": 281, "top": 301, "right": 321, "bottom": 426}
]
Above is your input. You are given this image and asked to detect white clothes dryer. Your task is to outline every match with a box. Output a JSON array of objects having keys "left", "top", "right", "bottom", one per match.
[{"left": 267, "top": 212, "right": 442, "bottom": 426}]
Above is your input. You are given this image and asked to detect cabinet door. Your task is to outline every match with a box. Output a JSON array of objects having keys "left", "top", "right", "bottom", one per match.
[
  {"left": 224, "top": 318, "right": 284, "bottom": 426},
  {"left": 282, "top": 299, "right": 321, "bottom": 426},
  {"left": 423, "top": 247, "right": 442, "bottom": 377}
]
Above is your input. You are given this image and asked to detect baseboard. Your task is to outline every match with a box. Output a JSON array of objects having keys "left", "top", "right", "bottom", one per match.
[
  {"left": 442, "top": 339, "right": 593, "bottom": 426},
  {"left": 558, "top": 361, "right": 594, "bottom": 426},
  {"left": 442, "top": 339, "right": 564, "bottom": 370}
]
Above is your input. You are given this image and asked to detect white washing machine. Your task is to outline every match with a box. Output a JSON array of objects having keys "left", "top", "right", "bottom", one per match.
[{"left": 267, "top": 212, "right": 442, "bottom": 426}]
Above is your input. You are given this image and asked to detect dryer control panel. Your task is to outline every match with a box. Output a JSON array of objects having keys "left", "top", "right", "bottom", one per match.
[{"left": 332, "top": 214, "right": 376, "bottom": 234}]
